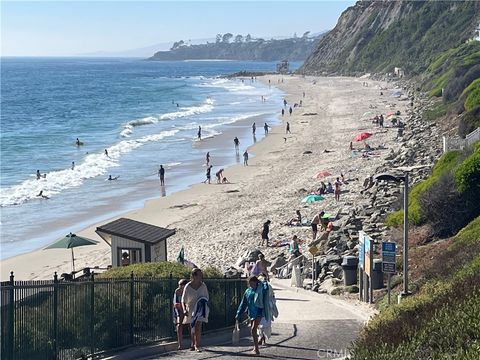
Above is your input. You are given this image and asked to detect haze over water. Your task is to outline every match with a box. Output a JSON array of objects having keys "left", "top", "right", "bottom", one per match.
[{"left": 0, "top": 58, "right": 298, "bottom": 259}]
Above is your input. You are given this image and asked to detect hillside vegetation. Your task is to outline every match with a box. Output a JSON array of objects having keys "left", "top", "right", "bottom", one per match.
[
  {"left": 149, "top": 33, "right": 322, "bottom": 61},
  {"left": 300, "top": 0, "right": 480, "bottom": 75}
]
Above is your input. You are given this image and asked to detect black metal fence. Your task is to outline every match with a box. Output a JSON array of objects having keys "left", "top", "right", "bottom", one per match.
[{"left": 1, "top": 272, "right": 245, "bottom": 360}]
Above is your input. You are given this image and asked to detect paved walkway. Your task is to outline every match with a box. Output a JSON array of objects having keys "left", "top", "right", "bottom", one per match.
[{"left": 131, "top": 279, "right": 371, "bottom": 360}]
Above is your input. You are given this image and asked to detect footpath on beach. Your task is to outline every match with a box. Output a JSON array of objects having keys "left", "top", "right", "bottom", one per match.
[{"left": 108, "top": 278, "right": 372, "bottom": 360}]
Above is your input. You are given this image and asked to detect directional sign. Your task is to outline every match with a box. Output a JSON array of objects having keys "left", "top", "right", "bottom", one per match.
[
  {"left": 382, "top": 241, "right": 397, "bottom": 274},
  {"left": 382, "top": 262, "right": 397, "bottom": 274},
  {"left": 359, "top": 231, "right": 365, "bottom": 270}
]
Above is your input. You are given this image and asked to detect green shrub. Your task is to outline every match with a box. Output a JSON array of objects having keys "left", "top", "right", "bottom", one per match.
[
  {"left": 455, "top": 143, "right": 480, "bottom": 194},
  {"left": 463, "top": 78, "right": 480, "bottom": 111},
  {"left": 459, "top": 106, "right": 480, "bottom": 137},
  {"left": 350, "top": 254, "right": 480, "bottom": 359},
  {"left": 97, "top": 261, "right": 222, "bottom": 279},
  {"left": 386, "top": 150, "right": 460, "bottom": 227}
]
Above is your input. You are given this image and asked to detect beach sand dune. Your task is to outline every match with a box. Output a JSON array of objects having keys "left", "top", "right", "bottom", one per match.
[{"left": 1, "top": 76, "right": 408, "bottom": 280}]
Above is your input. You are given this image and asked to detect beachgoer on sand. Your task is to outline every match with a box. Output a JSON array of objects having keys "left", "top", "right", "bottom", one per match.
[
  {"left": 243, "top": 150, "right": 249, "bottom": 166},
  {"left": 159, "top": 165, "right": 165, "bottom": 186},
  {"left": 215, "top": 168, "right": 224, "bottom": 184},
  {"left": 206, "top": 152, "right": 210, "bottom": 166},
  {"left": 281, "top": 108, "right": 285, "bottom": 117},
  {"left": 235, "top": 276, "right": 265, "bottom": 355},
  {"left": 311, "top": 212, "right": 323, "bottom": 240},
  {"left": 286, "top": 122, "right": 291, "bottom": 134},
  {"left": 261, "top": 220, "right": 271, "bottom": 247},
  {"left": 251, "top": 254, "right": 271, "bottom": 280},
  {"left": 204, "top": 165, "right": 213, "bottom": 184},
  {"left": 287, "top": 210, "right": 302, "bottom": 226},
  {"left": 182, "top": 268, "right": 209, "bottom": 352},
  {"left": 264, "top": 123, "right": 269, "bottom": 135},
  {"left": 289, "top": 107, "right": 293, "bottom": 116},
  {"left": 334, "top": 177, "right": 341, "bottom": 201},
  {"left": 283, "top": 99, "right": 287, "bottom": 107},
  {"left": 173, "top": 279, "right": 189, "bottom": 350},
  {"left": 252, "top": 122, "right": 256, "bottom": 135},
  {"left": 288, "top": 235, "right": 301, "bottom": 259}
]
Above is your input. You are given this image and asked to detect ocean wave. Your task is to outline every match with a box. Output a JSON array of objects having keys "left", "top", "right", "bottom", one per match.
[
  {"left": 120, "top": 99, "right": 214, "bottom": 137},
  {"left": 0, "top": 129, "right": 179, "bottom": 207}
]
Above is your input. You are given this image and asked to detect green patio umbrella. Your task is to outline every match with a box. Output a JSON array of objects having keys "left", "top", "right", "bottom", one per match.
[
  {"left": 302, "top": 195, "right": 325, "bottom": 204},
  {"left": 44, "top": 233, "right": 99, "bottom": 273}
]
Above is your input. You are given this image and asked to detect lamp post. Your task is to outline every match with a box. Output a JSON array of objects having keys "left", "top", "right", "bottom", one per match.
[{"left": 373, "top": 173, "right": 411, "bottom": 300}]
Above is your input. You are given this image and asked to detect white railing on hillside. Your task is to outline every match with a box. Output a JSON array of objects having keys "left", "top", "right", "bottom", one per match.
[{"left": 443, "top": 127, "right": 480, "bottom": 152}]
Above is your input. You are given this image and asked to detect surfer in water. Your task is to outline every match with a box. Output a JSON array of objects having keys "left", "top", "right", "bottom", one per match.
[
  {"left": 37, "top": 190, "right": 49, "bottom": 199},
  {"left": 197, "top": 126, "right": 202, "bottom": 140},
  {"left": 71, "top": 162, "right": 75, "bottom": 170},
  {"left": 108, "top": 175, "right": 119, "bottom": 181},
  {"left": 75, "top": 138, "right": 83, "bottom": 146},
  {"left": 104, "top": 149, "right": 109, "bottom": 157},
  {"left": 36, "top": 170, "right": 46, "bottom": 179}
]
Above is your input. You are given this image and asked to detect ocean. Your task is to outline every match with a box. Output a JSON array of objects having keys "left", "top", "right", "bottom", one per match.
[{"left": 0, "top": 58, "right": 299, "bottom": 259}]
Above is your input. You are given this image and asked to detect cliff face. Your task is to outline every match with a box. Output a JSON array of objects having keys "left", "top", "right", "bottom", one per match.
[{"left": 300, "top": 0, "right": 480, "bottom": 75}]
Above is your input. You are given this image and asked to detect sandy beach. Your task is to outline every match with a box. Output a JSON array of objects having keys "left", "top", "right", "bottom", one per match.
[{"left": 1, "top": 75, "right": 409, "bottom": 281}]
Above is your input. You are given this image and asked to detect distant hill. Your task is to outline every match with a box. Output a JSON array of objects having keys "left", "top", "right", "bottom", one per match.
[
  {"left": 148, "top": 33, "right": 325, "bottom": 61},
  {"left": 299, "top": 0, "right": 480, "bottom": 75}
]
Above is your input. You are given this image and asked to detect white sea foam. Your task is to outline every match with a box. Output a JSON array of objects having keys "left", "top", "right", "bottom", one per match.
[
  {"left": 0, "top": 129, "right": 179, "bottom": 207},
  {"left": 120, "top": 99, "right": 214, "bottom": 137}
]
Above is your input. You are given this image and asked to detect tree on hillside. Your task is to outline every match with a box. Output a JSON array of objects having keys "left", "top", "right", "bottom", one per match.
[
  {"left": 216, "top": 34, "right": 222, "bottom": 43},
  {"left": 245, "top": 34, "right": 252, "bottom": 42},
  {"left": 222, "top": 33, "right": 233, "bottom": 43},
  {"left": 171, "top": 40, "right": 185, "bottom": 50},
  {"left": 234, "top": 34, "right": 243, "bottom": 43}
]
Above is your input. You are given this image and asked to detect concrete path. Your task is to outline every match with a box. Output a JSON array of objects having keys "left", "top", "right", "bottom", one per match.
[{"left": 132, "top": 279, "right": 371, "bottom": 360}]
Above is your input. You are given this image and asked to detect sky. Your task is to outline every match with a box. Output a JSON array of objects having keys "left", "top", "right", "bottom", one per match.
[{"left": 1, "top": 1, "right": 356, "bottom": 56}]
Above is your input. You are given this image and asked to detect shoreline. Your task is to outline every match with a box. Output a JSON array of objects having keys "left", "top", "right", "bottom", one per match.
[
  {"left": 0, "top": 83, "right": 282, "bottom": 261},
  {"left": 1, "top": 75, "right": 409, "bottom": 280}
]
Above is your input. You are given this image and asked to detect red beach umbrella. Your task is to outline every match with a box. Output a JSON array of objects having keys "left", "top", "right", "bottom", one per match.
[
  {"left": 353, "top": 132, "right": 372, "bottom": 142},
  {"left": 314, "top": 170, "right": 332, "bottom": 179}
]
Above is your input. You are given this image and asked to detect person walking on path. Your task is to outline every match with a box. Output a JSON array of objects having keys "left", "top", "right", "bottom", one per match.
[
  {"left": 289, "top": 106, "right": 293, "bottom": 116},
  {"left": 235, "top": 276, "right": 265, "bottom": 355},
  {"left": 261, "top": 220, "right": 271, "bottom": 247},
  {"left": 286, "top": 122, "right": 291, "bottom": 134},
  {"left": 264, "top": 123, "right": 269, "bottom": 135},
  {"left": 182, "top": 268, "right": 209, "bottom": 352},
  {"left": 173, "top": 279, "right": 188, "bottom": 350},
  {"left": 252, "top": 122, "right": 256, "bottom": 135},
  {"left": 281, "top": 108, "right": 285, "bottom": 117},
  {"left": 158, "top": 165, "right": 165, "bottom": 186},
  {"left": 243, "top": 150, "right": 249, "bottom": 166},
  {"left": 234, "top": 137, "right": 240, "bottom": 153}
]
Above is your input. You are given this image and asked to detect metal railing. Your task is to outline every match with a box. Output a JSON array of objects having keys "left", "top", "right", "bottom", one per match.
[
  {"left": 275, "top": 254, "right": 311, "bottom": 279},
  {"left": 443, "top": 127, "right": 480, "bottom": 152},
  {"left": 1, "top": 272, "right": 245, "bottom": 360}
]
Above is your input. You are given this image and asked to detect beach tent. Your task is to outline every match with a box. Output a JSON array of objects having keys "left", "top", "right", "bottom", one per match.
[
  {"left": 353, "top": 132, "right": 372, "bottom": 142},
  {"left": 302, "top": 195, "right": 325, "bottom": 203},
  {"left": 44, "top": 233, "right": 99, "bottom": 273},
  {"left": 313, "top": 170, "right": 331, "bottom": 179}
]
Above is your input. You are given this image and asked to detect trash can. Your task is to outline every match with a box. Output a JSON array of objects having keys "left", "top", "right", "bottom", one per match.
[
  {"left": 371, "top": 259, "right": 384, "bottom": 289},
  {"left": 341, "top": 256, "right": 358, "bottom": 286}
]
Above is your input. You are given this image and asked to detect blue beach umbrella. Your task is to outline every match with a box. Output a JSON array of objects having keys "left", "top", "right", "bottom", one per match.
[{"left": 302, "top": 195, "right": 325, "bottom": 204}]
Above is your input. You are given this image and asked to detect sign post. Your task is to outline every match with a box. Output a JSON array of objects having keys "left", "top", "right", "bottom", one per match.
[
  {"left": 382, "top": 241, "right": 397, "bottom": 305},
  {"left": 358, "top": 232, "right": 365, "bottom": 302}
]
